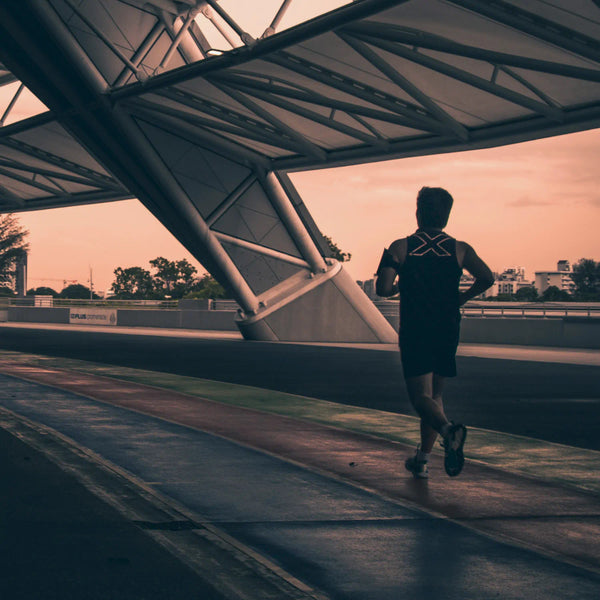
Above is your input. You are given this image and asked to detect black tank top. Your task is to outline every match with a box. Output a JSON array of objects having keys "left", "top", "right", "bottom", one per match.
[{"left": 399, "top": 229, "right": 462, "bottom": 333}]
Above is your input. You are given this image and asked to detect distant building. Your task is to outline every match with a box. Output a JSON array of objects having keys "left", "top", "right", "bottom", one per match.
[
  {"left": 463, "top": 267, "right": 533, "bottom": 298},
  {"left": 535, "top": 260, "right": 575, "bottom": 295},
  {"left": 15, "top": 252, "right": 28, "bottom": 297}
]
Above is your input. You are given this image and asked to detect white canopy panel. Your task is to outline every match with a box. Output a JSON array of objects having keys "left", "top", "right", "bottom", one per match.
[{"left": 1, "top": 0, "right": 599, "bottom": 210}]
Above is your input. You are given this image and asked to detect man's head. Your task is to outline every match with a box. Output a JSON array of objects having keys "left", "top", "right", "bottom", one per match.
[{"left": 416, "top": 187, "right": 454, "bottom": 229}]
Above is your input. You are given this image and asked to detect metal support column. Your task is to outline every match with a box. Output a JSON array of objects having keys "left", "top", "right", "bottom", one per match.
[{"left": 263, "top": 171, "right": 328, "bottom": 274}]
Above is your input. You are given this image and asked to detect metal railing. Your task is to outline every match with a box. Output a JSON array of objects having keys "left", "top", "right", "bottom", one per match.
[
  {"left": 0, "top": 297, "right": 180, "bottom": 309},
  {"left": 460, "top": 304, "right": 599, "bottom": 319},
  {"left": 2, "top": 297, "right": 599, "bottom": 318},
  {"left": 373, "top": 300, "right": 600, "bottom": 319}
]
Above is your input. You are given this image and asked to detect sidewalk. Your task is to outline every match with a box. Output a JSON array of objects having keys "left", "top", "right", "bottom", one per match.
[
  {"left": 0, "top": 419, "right": 229, "bottom": 600},
  {"left": 0, "top": 351, "right": 599, "bottom": 599},
  {"left": 2, "top": 321, "right": 599, "bottom": 365}
]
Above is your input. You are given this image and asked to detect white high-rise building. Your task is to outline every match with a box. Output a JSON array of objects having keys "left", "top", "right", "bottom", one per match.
[{"left": 535, "top": 261, "right": 575, "bottom": 295}]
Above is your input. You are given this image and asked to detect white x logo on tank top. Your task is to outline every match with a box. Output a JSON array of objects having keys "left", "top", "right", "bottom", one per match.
[{"left": 409, "top": 232, "right": 451, "bottom": 257}]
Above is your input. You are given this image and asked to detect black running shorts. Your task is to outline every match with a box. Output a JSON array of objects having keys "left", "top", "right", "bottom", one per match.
[{"left": 399, "top": 325, "right": 460, "bottom": 379}]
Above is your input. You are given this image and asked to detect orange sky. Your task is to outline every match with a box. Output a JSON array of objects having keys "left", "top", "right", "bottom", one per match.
[
  {"left": 17, "top": 128, "right": 599, "bottom": 296},
  {"left": 3, "top": 1, "right": 598, "bottom": 295}
]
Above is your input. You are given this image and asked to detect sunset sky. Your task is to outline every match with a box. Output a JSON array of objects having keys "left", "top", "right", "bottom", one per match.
[
  {"left": 2, "top": 1, "right": 599, "bottom": 295},
  {"left": 17, "top": 127, "right": 599, "bottom": 295}
]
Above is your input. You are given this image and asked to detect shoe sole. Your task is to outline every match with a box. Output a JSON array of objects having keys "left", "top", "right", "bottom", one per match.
[{"left": 444, "top": 424, "right": 467, "bottom": 477}]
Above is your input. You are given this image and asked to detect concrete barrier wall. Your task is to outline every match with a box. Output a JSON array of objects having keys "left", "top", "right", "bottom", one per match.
[
  {"left": 8, "top": 307, "right": 70, "bottom": 324},
  {"left": 460, "top": 318, "right": 563, "bottom": 346},
  {"left": 460, "top": 317, "right": 600, "bottom": 349},
  {"left": 383, "top": 315, "right": 599, "bottom": 349},
  {"left": 4, "top": 307, "right": 599, "bottom": 348},
  {"left": 116, "top": 309, "right": 181, "bottom": 329},
  {"left": 7, "top": 307, "right": 238, "bottom": 332},
  {"left": 116, "top": 309, "right": 238, "bottom": 331}
]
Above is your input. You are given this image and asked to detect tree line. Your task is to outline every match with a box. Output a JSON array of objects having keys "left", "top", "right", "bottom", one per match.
[
  {"left": 109, "top": 257, "right": 228, "bottom": 299},
  {"left": 1, "top": 213, "right": 599, "bottom": 301},
  {"left": 24, "top": 259, "right": 229, "bottom": 300}
]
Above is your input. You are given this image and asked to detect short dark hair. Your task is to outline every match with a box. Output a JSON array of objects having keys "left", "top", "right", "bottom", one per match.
[{"left": 416, "top": 187, "right": 454, "bottom": 228}]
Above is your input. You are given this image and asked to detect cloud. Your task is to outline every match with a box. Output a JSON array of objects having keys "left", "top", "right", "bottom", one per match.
[{"left": 506, "top": 196, "right": 555, "bottom": 208}]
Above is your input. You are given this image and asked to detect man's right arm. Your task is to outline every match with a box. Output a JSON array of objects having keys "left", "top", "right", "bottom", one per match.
[
  {"left": 459, "top": 243, "right": 495, "bottom": 305},
  {"left": 375, "top": 238, "right": 406, "bottom": 297}
]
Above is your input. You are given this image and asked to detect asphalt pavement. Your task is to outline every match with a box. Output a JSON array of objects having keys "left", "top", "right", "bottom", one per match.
[
  {"left": 0, "top": 354, "right": 598, "bottom": 600},
  {"left": 0, "top": 323, "right": 598, "bottom": 449}
]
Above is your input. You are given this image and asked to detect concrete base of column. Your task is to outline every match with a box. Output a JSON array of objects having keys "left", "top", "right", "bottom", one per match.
[{"left": 236, "top": 262, "right": 397, "bottom": 343}]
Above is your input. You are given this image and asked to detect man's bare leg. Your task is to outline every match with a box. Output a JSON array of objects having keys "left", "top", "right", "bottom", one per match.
[
  {"left": 405, "top": 372, "right": 466, "bottom": 477},
  {"left": 418, "top": 374, "right": 447, "bottom": 453},
  {"left": 404, "top": 373, "right": 450, "bottom": 478},
  {"left": 405, "top": 373, "right": 450, "bottom": 443}
]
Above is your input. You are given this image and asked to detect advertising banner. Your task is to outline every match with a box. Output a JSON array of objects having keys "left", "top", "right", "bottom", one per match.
[{"left": 69, "top": 308, "right": 117, "bottom": 326}]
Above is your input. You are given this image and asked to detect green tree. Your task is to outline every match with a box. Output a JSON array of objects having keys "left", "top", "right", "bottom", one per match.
[
  {"left": 0, "top": 214, "right": 29, "bottom": 291},
  {"left": 571, "top": 258, "right": 600, "bottom": 300},
  {"left": 186, "top": 273, "right": 229, "bottom": 299},
  {"left": 59, "top": 283, "right": 99, "bottom": 299},
  {"left": 110, "top": 266, "right": 156, "bottom": 299},
  {"left": 541, "top": 285, "right": 571, "bottom": 302},
  {"left": 514, "top": 286, "right": 539, "bottom": 302},
  {"left": 323, "top": 235, "right": 351, "bottom": 262},
  {"left": 27, "top": 286, "right": 58, "bottom": 297},
  {"left": 150, "top": 256, "right": 198, "bottom": 298}
]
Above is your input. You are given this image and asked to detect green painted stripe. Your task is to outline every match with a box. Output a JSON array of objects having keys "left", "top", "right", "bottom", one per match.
[{"left": 1, "top": 350, "right": 598, "bottom": 494}]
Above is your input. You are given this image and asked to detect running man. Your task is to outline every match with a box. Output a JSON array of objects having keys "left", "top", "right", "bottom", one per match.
[{"left": 376, "top": 187, "right": 494, "bottom": 478}]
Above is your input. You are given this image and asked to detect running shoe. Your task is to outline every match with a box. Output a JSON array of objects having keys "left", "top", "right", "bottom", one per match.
[
  {"left": 443, "top": 423, "right": 467, "bottom": 477},
  {"left": 405, "top": 452, "right": 429, "bottom": 479}
]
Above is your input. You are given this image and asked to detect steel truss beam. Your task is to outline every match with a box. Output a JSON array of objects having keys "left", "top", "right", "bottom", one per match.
[
  {"left": 124, "top": 100, "right": 271, "bottom": 167},
  {"left": 61, "top": 0, "right": 143, "bottom": 80},
  {"left": 343, "top": 22, "right": 600, "bottom": 83},
  {"left": 264, "top": 51, "right": 451, "bottom": 135},
  {"left": 447, "top": 0, "right": 600, "bottom": 64},
  {"left": 208, "top": 79, "right": 327, "bottom": 160},
  {"left": 0, "top": 83, "right": 25, "bottom": 126},
  {"left": 111, "top": 0, "right": 411, "bottom": 99},
  {"left": 114, "top": 21, "right": 165, "bottom": 87},
  {"left": 347, "top": 32, "right": 565, "bottom": 122},
  {"left": 203, "top": 0, "right": 255, "bottom": 46},
  {"left": 337, "top": 32, "right": 469, "bottom": 141},
  {"left": 205, "top": 174, "right": 257, "bottom": 227},
  {"left": 129, "top": 96, "right": 304, "bottom": 155},
  {"left": 0, "top": 138, "right": 126, "bottom": 190},
  {"left": 207, "top": 71, "right": 426, "bottom": 128},
  {"left": 213, "top": 231, "right": 310, "bottom": 269},
  {"left": 0, "top": 157, "right": 121, "bottom": 192},
  {"left": 1, "top": 189, "right": 132, "bottom": 212},
  {"left": 154, "top": 86, "right": 296, "bottom": 141},
  {"left": 0, "top": 165, "right": 78, "bottom": 195},
  {"left": 272, "top": 102, "right": 600, "bottom": 171},
  {"left": 211, "top": 73, "right": 391, "bottom": 148}
]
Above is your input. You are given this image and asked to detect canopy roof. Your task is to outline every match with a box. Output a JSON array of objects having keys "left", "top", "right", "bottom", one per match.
[{"left": 1, "top": 0, "right": 599, "bottom": 211}]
